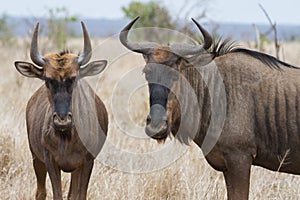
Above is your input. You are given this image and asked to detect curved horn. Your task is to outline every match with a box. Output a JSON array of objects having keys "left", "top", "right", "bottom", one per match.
[
  {"left": 119, "top": 16, "right": 159, "bottom": 54},
  {"left": 30, "top": 23, "right": 45, "bottom": 66},
  {"left": 78, "top": 21, "right": 92, "bottom": 66},
  {"left": 192, "top": 18, "right": 212, "bottom": 50},
  {"left": 170, "top": 18, "right": 213, "bottom": 56}
]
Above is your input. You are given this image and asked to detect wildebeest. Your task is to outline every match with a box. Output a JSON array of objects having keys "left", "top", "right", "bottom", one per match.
[
  {"left": 14, "top": 22, "right": 108, "bottom": 200},
  {"left": 120, "top": 16, "right": 300, "bottom": 199}
]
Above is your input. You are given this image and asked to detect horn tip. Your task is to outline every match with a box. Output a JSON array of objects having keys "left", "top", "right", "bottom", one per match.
[
  {"left": 131, "top": 16, "right": 140, "bottom": 24},
  {"left": 35, "top": 22, "right": 40, "bottom": 29},
  {"left": 121, "top": 16, "right": 140, "bottom": 33},
  {"left": 191, "top": 18, "right": 207, "bottom": 32},
  {"left": 191, "top": 18, "right": 200, "bottom": 26},
  {"left": 81, "top": 21, "right": 86, "bottom": 28}
]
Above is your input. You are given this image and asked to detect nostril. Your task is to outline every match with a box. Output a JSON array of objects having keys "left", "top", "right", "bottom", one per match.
[
  {"left": 67, "top": 112, "right": 72, "bottom": 120},
  {"left": 53, "top": 112, "right": 72, "bottom": 123},
  {"left": 53, "top": 112, "right": 58, "bottom": 121},
  {"left": 146, "top": 115, "right": 151, "bottom": 125}
]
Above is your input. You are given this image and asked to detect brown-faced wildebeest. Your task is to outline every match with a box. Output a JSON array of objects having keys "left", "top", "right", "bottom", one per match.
[
  {"left": 120, "top": 16, "right": 300, "bottom": 200},
  {"left": 14, "top": 22, "right": 108, "bottom": 200}
]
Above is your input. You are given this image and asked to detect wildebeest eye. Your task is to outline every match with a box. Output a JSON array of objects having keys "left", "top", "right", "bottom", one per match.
[
  {"left": 65, "top": 77, "right": 75, "bottom": 87},
  {"left": 45, "top": 78, "right": 59, "bottom": 90},
  {"left": 64, "top": 77, "right": 76, "bottom": 93},
  {"left": 142, "top": 54, "right": 148, "bottom": 61},
  {"left": 50, "top": 79, "right": 59, "bottom": 89},
  {"left": 45, "top": 79, "right": 50, "bottom": 88}
]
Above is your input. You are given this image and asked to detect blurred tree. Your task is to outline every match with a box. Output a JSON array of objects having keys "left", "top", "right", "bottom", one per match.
[
  {"left": 122, "top": 0, "right": 212, "bottom": 43},
  {"left": 122, "top": 1, "right": 175, "bottom": 29},
  {"left": 0, "top": 14, "right": 15, "bottom": 46},
  {"left": 46, "top": 7, "right": 78, "bottom": 50},
  {"left": 122, "top": 1, "right": 176, "bottom": 42}
]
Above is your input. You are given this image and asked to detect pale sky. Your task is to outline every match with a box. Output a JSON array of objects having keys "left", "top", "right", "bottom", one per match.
[{"left": 1, "top": 0, "right": 300, "bottom": 25}]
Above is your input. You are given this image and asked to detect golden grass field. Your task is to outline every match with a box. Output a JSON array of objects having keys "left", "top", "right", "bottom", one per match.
[{"left": 1, "top": 35, "right": 300, "bottom": 200}]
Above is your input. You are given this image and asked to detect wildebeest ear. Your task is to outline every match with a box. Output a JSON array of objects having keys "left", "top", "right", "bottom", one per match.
[
  {"left": 79, "top": 60, "right": 107, "bottom": 78},
  {"left": 14, "top": 61, "right": 43, "bottom": 79}
]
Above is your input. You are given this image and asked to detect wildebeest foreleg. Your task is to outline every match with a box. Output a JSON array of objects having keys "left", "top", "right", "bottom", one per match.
[
  {"left": 223, "top": 152, "right": 252, "bottom": 200},
  {"left": 33, "top": 156, "right": 47, "bottom": 200},
  {"left": 67, "top": 159, "right": 94, "bottom": 200},
  {"left": 44, "top": 150, "right": 63, "bottom": 200}
]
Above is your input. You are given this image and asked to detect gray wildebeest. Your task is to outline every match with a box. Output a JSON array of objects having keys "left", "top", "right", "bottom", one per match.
[
  {"left": 120, "top": 16, "right": 300, "bottom": 199},
  {"left": 14, "top": 22, "right": 108, "bottom": 200}
]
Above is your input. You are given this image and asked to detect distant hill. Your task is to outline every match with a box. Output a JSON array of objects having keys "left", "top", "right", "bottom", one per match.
[
  {"left": 7, "top": 16, "right": 128, "bottom": 38},
  {"left": 210, "top": 22, "right": 300, "bottom": 41},
  {"left": 6, "top": 16, "right": 300, "bottom": 41}
]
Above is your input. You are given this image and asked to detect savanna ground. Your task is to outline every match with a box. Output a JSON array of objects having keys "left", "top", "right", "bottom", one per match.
[{"left": 1, "top": 33, "right": 300, "bottom": 200}]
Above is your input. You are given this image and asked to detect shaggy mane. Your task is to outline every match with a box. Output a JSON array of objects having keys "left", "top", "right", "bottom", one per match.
[
  {"left": 59, "top": 49, "right": 72, "bottom": 56},
  {"left": 208, "top": 37, "right": 299, "bottom": 70}
]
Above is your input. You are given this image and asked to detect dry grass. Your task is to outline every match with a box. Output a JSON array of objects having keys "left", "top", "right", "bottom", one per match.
[{"left": 1, "top": 37, "right": 300, "bottom": 200}]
